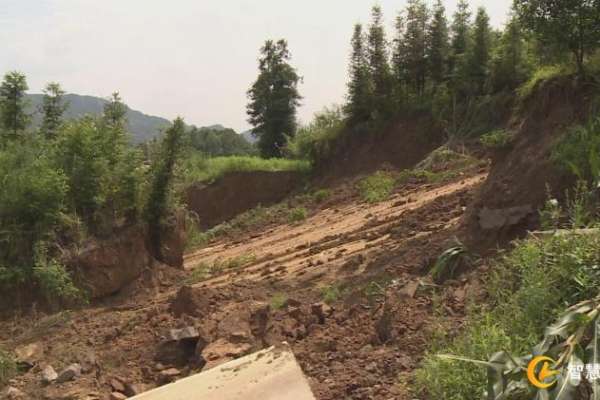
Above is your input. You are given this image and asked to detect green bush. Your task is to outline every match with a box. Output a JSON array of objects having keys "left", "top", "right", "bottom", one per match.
[
  {"left": 321, "top": 285, "right": 341, "bottom": 304},
  {"left": 479, "top": 129, "right": 512, "bottom": 149},
  {"left": 182, "top": 154, "right": 310, "bottom": 184},
  {"left": 553, "top": 117, "right": 600, "bottom": 185},
  {"left": 517, "top": 64, "right": 573, "bottom": 100},
  {"left": 270, "top": 293, "right": 288, "bottom": 310},
  {"left": 416, "top": 231, "right": 600, "bottom": 399},
  {"left": 288, "top": 207, "right": 308, "bottom": 223},
  {"left": 0, "top": 348, "right": 16, "bottom": 388},
  {"left": 357, "top": 171, "right": 396, "bottom": 203},
  {"left": 33, "top": 248, "right": 84, "bottom": 304},
  {"left": 312, "top": 189, "right": 332, "bottom": 203}
]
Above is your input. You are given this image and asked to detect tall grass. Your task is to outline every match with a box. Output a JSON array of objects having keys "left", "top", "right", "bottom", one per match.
[{"left": 182, "top": 154, "right": 311, "bottom": 184}]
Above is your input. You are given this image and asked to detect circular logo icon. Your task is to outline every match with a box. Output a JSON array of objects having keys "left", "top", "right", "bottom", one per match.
[{"left": 527, "top": 356, "right": 560, "bottom": 389}]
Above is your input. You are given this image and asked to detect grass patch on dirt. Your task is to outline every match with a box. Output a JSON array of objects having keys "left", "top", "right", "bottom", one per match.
[
  {"left": 397, "top": 147, "right": 479, "bottom": 185},
  {"left": 479, "top": 129, "right": 513, "bottom": 149},
  {"left": 270, "top": 293, "right": 288, "bottom": 310},
  {"left": 0, "top": 348, "right": 16, "bottom": 388},
  {"left": 288, "top": 207, "right": 308, "bottom": 223},
  {"left": 186, "top": 253, "right": 257, "bottom": 284},
  {"left": 183, "top": 155, "right": 311, "bottom": 184},
  {"left": 415, "top": 230, "right": 600, "bottom": 399},
  {"left": 321, "top": 285, "right": 342, "bottom": 304},
  {"left": 358, "top": 171, "right": 396, "bottom": 203}
]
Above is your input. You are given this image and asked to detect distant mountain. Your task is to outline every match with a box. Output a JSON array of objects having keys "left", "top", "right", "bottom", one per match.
[{"left": 25, "top": 93, "right": 171, "bottom": 143}]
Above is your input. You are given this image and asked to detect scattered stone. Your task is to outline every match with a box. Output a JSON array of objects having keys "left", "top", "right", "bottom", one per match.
[
  {"left": 398, "top": 281, "right": 419, "bottom": 299},
  {"left": 41, "top": 365, "right": 58, "bottom": 385},
  {"left": 311, "top": 302, "right": 333, "bottom": 324},
  {"left": 14, "top": 342, "right": 43, "bottom": 367},
  {"left": 109, "top": 377, "right": 126, "bottom": 393},
  {"left": 158, "top": 367, "right": 181, "bottom": 385},
  {"left": 365, "top": 362, "right": 377, "bottom": 372},
  {"left": 170, "top": 285, "right": 212, "bottom": 317},
  {"left": 109, "top": 393, "right": 127, "bottom": 400},
  {"left": 124, "top": 383, "right": 147, "bottom": 397},
  {"left": 166, "top": 326, "right": 200, "bottom": 342},
  {"left": 4, "top": 386, "right": 25, "bottom": 399},
  {"left": 56, "top": 363, "right": 82, "bottom": 383},
  {"left": 200, "top": 339, "right": 252, "bottom": 371}
]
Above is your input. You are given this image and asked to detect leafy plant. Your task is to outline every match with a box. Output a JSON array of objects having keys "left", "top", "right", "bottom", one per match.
[
  {"left": 358, "top": 171, "right": 396, "bottom": 203},
  {"left": 0, "top": 348, "right": 16, "bottom": 388},
  {"left": 312, "top": 189, "right": 332, "bottom": 203},
  {"left": 270, "top": 293, "right": 288, "bottom": 310},
  {"left": 553, "top": 117, "right": 600, "bottom": 187},
  {"left": 321, "top": 285, "right": 341, "bottom": 305},
  {"left": 480, "top": 129, "right": 513, "bottom": 149},
  {"left": 430, "top": 244, "right": 469, "bottom": 284},
  {"left": 32, "top": 244, "right": 84, "bottom": 304},
  {"left": 288, "top": 207, "right": 308, "bottom": 223}
]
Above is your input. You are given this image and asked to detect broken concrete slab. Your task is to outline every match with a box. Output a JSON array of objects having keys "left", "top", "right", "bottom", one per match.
[{"left": 130, "top": 344, "right": 315, "bottom": 400}]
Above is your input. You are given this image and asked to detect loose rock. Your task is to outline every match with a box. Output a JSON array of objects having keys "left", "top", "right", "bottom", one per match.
[
  {"left": 56, "top": 363, "right": 82, "bottom": 383},
  {"left": 41, "top": 365, "right": 58, "bottom": 385}
]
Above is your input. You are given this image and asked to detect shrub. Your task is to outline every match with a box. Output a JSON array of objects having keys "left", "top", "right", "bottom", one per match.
[
  {"left": 416, "top": 230, "right": 600, "bottom": 399},
  {"left": 479, "top": 129, "right": 512, "bottom": 149},
  {"left": 321, "top": 285, "right": 341, "bottom": 304},
  {"left": 32, "top": 246, "right": 84, "bottom": 304},
  {"left": 357, "top": 171, "right": 396, "bottom": 203},
  {"left": 288, "top": 207, "right": 308, "bottom": 223},
  {"left": 517, "top": 64, "right": 573, "bottom": 100},
  {"left": 270, "top": 293, "right": 288, "bottom": 310},
  {"left": 312, "top": 189, "right": 331, "bottom": 203},
  {"left": 0, "top": 348, "right": 16, "bottom": 388},
  {"left": 552, "top": 117, "right": 600, "bottom": 186}
]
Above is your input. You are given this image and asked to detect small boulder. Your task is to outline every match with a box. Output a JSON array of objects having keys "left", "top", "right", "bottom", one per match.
[
  {"left": 124, "top": 383, "right": 148, "bottom": 397},
  {"left": 56, "top": 363, "right": 82, "bottom": 383},
  {"left": 41, "top": 365, "right": 58, "bottom": 385},
  {"left": 166, "top": 326, "right": 199, "bottom": 342},
  {"left": 4, "top": 387, "right": 25, "bottom": 399},
  {"left": 170, "top": 285, "right": 211, "bottom": 318},
  {"left": 109, "top": 377, "right": 126, "bottom": 393},
  {"left": 158, "top": 367, "right": 181, "bottom": 385},
  {"left": 109, "top": 393, "right": 128, "bottom": 400},
  {"left": 311, "top": 302, "right": 333, "bottom": 324},
  {"left": 14, "top": 342, "right": 43, "bottom": 367},
  {"left": 200, "top": 339, "right": 252, "bottom": 371}
]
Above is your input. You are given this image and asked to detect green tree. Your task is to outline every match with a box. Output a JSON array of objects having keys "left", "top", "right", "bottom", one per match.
[
  {"left": 345, "top": 23, "right": 373, "bottom": 123},
  {"left": 468, "top": 7, "right": 491, "bottom": 94},
  {"left": 489, "top": 15, "right": 530, "bottom": 91},
  {"left": 514, "top": 0, "right": 600, "bottom": 75},
  {"left": 427, "top": 0, "right": 449, "bottom": 88},
  {"left": 449, "top": 0, "right": 471, "bottom": 75},
  {"left": 101, "top": 92, "right": 128, "bottom": 165},
  {"left": 103, "top": 92, "right": 127, "bottom": 128},
  {"left": 399, "top": 0, "right": 429, "bottom": 96},
  {"left": 367, "top": 5, "right": 393, "bottom": 117},
  {"left": 40, "top": 82, "right": 67, "bottom": 139},
  {"left": 145, "top": 118, "right": 185, "bottom": 258},
  {"left": 247, "top": 39, "right": 302, "bottom": 158},
  {"left": 0, "top": 71, "right": 29, "bottom": 144}
]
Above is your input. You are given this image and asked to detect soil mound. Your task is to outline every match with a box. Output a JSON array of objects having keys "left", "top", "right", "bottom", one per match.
[
  {"left": 185, "top": 171, "right": 304, "bottom": 229},
  {"left": 465, "top": 76, "right": 597, "bottom": 250}
]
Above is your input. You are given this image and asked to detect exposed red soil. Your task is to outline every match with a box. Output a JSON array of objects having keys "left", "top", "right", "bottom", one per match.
[{"left": 1, "top": 162, "right": 487, "bottom": 400}]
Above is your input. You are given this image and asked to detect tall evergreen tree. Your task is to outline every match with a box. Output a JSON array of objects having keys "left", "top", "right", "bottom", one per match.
[
  {"left": 400, "top": 0, "right": 429, "bottom": 96},
  {"left": 247, "top": 39, "right": 302, "bottom": 158},
  {"left": 345, "top": 23, "right": 373, "bottom": 123},
  {"left": 0, "top": 71, "right": 29, "bottom": 144},
  {"left": 426, "top": 0, "right": 449, "bottom": 88},
  {"left": 449, "top": 0, "right": 471, "bottom": 74},
  {"left": 367, "top": 5, "right": 393, "bottom": 117},
  {"left": 468, "top": 7, "right": 491, "bottom": 94},
  {"left": 101, "top": 92, "right": 128, "bottom": 165},
  {"left": 490, "top": 14, "right": 529, "bottom": 91},
  {"left": 40, "top": 82, "right": 67, "bottom": 139},
  {"left": 103, "top": 92, "right": 127, "bottom": 129}
]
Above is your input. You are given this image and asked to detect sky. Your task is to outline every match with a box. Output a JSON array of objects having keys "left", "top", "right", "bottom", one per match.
[{"left": 1, "top": 0, "right": 512, "bottom": 132}]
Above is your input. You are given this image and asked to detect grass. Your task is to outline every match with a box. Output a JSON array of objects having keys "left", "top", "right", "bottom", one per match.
[
  {"left": 321, "top": 285, "right": 342, "bottom": 304},
  {"left": 358, "top": 171, "right": 396, "bottom": 203},
  {"left": 270, "top": 293, "right": 288, "bottom": 310},
  {"left": 312, "top": 189, "right": 331, "bottom": 203},
  {"left": 397, "top": 147, "right": 479, "bottom": 185},
  {"left": 479, "top": 129, "right": 512, "bottom": 149},
  {"left": 0, "top": 348, "right": 16, "bottom": 388},
  {"left": 288, "top": 207, "right": 308, "bottom": 223},
  {"left": 183, "top": 155, "right": 311, "bottom": 184},
  {"left": 415, "top": 230, "right": 600, "bottom": 399},
  {"left": 186, "top": 253, "right": 257, "bottom": 284},
  {"left": 517, "top": 64, "right": 574, "bottom": 101}
]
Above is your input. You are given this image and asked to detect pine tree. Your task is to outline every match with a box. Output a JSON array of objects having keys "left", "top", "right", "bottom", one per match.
[
  {"left": 427, "top": 0, "right": 449, "bottom": 88},
  {"left": 345, "top": 23, "right": 373, "bottom": 123},
  {"left": 0, "top": 71, "right": 29, "bottom": 144},
  {"left": 367, "top": 5, "right": 393, "bottom": 117},
  {"left": 400, "top": 0, "right": 429, "bottom": 96},
  {"left": 449, "top": 0, "right": 471, "bottom": 75},
  {"left": 468, "top": 7, "right": 491, "bottom": 94},
  {"left": 247, "top": 39, "right": 302, "bottom": 158},
  {"left": 490, "top": 14, "right": 529, "bottom": 91},
  {"left": 40, "top": 82, "right": 67, "bottom": 139},
  {"left": 101, "top": 92, "right": 128, "bottom": 165},
  {"left": 103, "top": 92, "right": 127, "bottom": 129}
]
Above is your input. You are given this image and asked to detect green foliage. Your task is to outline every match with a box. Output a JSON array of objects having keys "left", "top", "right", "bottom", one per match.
[
  {"left": 285, "top": 106, "right": 345, "bottom": 165},
  {"left": 367, "top": 5, "right": 393, "bottom": 119},
  {"left": 182, "top": 154, "right": 310, "bottom": 184},
  {"left": 539, "top": 189, "right": 562, "bottom": 231},
  {"left": 40, "top": 82, "right": 67, "bottom": 139},
  {"left": 553, "top": 117, "right": 600, "bottom": 186},
  {"left": 0, "top": 348, "right": 16, "bottom": 388},
  {"left": 321, "top": 285, "right": 341, "bottom": 305},
  {"left": 517, "top": 64, "right": 573, "bottom": 100},
  {"left": 416, "top": 229, "right": 600, "bottom": 399},
  {"left": 312, "top": 189, "right": 331, "bottom": 203},
  {"left": 357, "top": 171, "right": 396, "bottom": 203},
  {"left": 187, "top": 126, "right": 255, "bottom": 157},
  {"left": 247, "top": 39, "right": 302, "bottom": 158},
  {"left": 430, "top": 244, "right": 468, "bottom": 284},
  {"left": 345, "top": 23, "right": 373, "bottom": 123},
  {"left": 426, "top": 0, "right": 449, "bottom": 87},
  {"left": 479, "top": 129, "right": 512, "bottom": 149},
  {"left": 186, "top": 253, "right": 257, "bottom": 284},
  {"left": 467, "top": 7, "right": 491, "bottom": 94},
  {"left": 270, "top": 293, "right": 288, "bottom": 310},
  {"left": 288, "top": 207, "right": 307, "bottom": 223},
  {"left": 0, "top": 71, "right": 29, "bottom": 143},
  {"left": 33, "top": 245, "right": 84, "bottom": 304}
]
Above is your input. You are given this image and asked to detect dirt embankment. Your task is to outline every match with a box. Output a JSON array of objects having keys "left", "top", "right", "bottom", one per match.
[
  {"left": 185, "top": 170, "right": 305, "bottom": 229},
  {"left": 465, "top": 76, "right": 597, "bottom": 251}
]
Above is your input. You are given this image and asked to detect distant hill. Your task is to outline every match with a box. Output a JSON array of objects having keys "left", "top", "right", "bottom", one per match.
[{"left": 25, "top": 93, "right": 171, "bottom": 143}]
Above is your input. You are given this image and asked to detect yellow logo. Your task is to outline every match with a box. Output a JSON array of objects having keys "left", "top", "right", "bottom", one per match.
[{"left": 527, "top": 356, "right": 560, "bottom": 389}]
